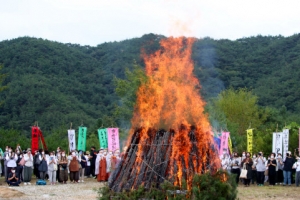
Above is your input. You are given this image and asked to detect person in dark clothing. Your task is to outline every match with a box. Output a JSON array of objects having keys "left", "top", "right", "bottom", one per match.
[
  {"left": 267, "top": 153, "right": 277, "bottom": 186},
  {"left": 7, "top": 168, "right": 20, "bottom": 186},
  {"left": 241, "top": 152, "right": 253, "bottom": 187},
  {"left": 89, "top": 146, "right": 97, "bottom": 178},
  {"left": 283, "top": 151, "right": 294, "bottom": 186}
]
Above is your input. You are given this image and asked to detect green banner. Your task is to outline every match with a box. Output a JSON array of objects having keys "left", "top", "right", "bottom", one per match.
[
  {"left": 98, "top": 128, "right": 108, "bottom": 148},
  {"left": 0, "top": 148, "right": 3, "bottom": 156},
  {"left": 78, "top": 126, "right": 87, "bottom": 151}
]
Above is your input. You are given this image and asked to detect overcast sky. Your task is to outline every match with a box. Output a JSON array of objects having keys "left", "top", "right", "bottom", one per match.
[{"left": 1, "top": 0, "right": 300, "bottom": 46}]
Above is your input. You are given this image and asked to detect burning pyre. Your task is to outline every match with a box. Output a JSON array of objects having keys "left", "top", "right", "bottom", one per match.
[{"left": 109, "top": 37, "right": 220, "bottom": 192}]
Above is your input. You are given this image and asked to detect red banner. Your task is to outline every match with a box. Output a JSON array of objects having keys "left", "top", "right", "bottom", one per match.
[{"left": 31, "top": 126, "right": 39, "bottom": 154}]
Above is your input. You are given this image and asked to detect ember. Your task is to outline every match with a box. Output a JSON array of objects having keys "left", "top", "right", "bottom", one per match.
[{"left": 110, "top": 37, "right": 220, "bottom": 191}]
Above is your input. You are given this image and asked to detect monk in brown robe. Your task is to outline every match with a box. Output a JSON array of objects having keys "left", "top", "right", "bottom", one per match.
[{"left": 97, "top": 155, "right": 107, "bottom": 182}]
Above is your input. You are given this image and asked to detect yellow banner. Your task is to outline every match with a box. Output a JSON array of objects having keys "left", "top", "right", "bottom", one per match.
[
  {"left": 247, "top": 129, "right": 253, "bottom": 154},
  {"left": 228, "top": 135, "right": 233, "bottom": 154}
]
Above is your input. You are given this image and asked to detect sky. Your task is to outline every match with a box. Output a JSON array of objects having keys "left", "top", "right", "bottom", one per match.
[{"left": 1, "top": 0, "right": 300, "bottom": 46}]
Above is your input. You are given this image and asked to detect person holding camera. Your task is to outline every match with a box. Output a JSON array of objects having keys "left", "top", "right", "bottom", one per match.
[
  {"left": 283, "top": 151, "right": 294, "bottom": 186},
  {"left": 230, "top": 152, "right": 241, "bottom": 184},
  {"left": 276, "top": 153, "right": 284, "bottom": 185},
  {"left": 256, "top": 152, "right": 266, "bottom": 186},
  {"left": 38, "top": 150, "right": 48, "bottom": 180},
  {"left": 5, "top": 148, "right": 17, "bottom": 181},
  {"left": 293, "top": 157, "right": 300, "bottom": 187}
]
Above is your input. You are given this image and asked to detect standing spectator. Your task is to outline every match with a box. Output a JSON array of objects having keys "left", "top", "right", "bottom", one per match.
[
  {"left": 79, "top": 151, "right": 86, "bottom": 182},
  {"left": 267, "top": 153, "right": 277, "bottom": 186},
  {"left": 15, "top": 149, "right": 24, "bottom": 183},
  {"left": 221, "top": 153, "right": 230, "bottom": 171},
  {"left": 251, "top": 154, "right": 257, "bottom": 184},
  {"left": 89, "top": 146, "right": 96, "bottom": 178},
  {"left": 85, "top": 151, "right": 91, "bottom": 178},
  {"left": 276, "top": 153, "right": 284, "bottom": 185},
  {"left": 47, "top": 151, "right": 57, "bottom": 185},
  {"left": 241, "top": 152, "right": 253, "bottom": 187},
  {"left": 7, "top": 168, "right": 20, "bottom": 186},
  {"left": 4, "top": 146, "right": 11, "bottom": 180},
  {"left": 33, "top": 150, "right": 41, "bottom": 179},
  {"left": 59, "top": 151, "right": 68, "bottom": 184},
  {"left": 23, "top": 148, "right": 33, "bottom": 185},
  {"left": 230, "top": 152, "right": 241, "bottom": 184},
  {"left": 38, "top": 150, "right": 48, "bottom": 180},
  {"left": 283, "top": 151, "right": 294, "bottom": 186},
  {"left": 6, "top": 149, "right": 17, "bottom": 181},
  {"left": 69, "top": 151, "right": 79, "bottom": 183},
  {"left": 256, "top": 152, "right": 266, "bottom": 186},
  {"left": 293, "top": 157, "right": 300, "bottom": 187},
  {"left": 55, "top": 149, "right": 61, "bottom": 183}
]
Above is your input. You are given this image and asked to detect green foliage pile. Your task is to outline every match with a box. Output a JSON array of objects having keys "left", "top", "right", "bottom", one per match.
[{"left": 98, "top": 170, "right": 237, "bottom": 200}]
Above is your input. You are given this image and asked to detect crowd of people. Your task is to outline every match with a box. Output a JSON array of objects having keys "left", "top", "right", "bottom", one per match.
[
  {"left": 0, "top": 145, "right": 124, "bottom": 186},
  {"left": 220, "top": 150, "right": 300, "bottom": 187}
]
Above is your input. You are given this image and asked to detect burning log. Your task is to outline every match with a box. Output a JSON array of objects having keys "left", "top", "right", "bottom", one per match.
[{"left": 109, "top": 126, "right": 219, "bottom": 192}]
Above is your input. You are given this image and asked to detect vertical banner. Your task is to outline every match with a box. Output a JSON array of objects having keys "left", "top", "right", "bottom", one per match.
[
  {"left": 213, "top": 137, "right": 221, "bottom": 154},
  {"left": 299, "top": 128, "right": 300, "bottom": 156},
  {"left": 272, "top": 132, "right": 283, "bottom": 157},
  {"left": 219, "top": 131, "right": 229, "bottom": 156},
  {"left": 97, "top": 129, "right": 108, "bottom": 148},
  {"left": 247, "top": 129, "right": 253, "bottom": 154},
  {"left": 31, "top": 126, "right": 39, "bottom": 154},
  {"left": 282, "top": 129, "right": 289, "bottom": 160},
  {"left": 78, "top": 126, "right": 87, "bottom": 151},
  {"left": 228, "top": 135, "right": 233, "bottom": 155},
  {"left": 68, "top": 129, "right": 76, "bottom": 152},
  {"left": 107, "top": 128, "right": 120, "bottom": 152}
]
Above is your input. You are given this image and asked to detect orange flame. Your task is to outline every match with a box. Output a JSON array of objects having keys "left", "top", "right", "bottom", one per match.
[{"left": 129, "top": 36, "right": 220, "bottom": 187}]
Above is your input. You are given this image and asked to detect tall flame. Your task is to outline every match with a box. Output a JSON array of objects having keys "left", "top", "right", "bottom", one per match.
[
  {"left": 129, "top": 36, "right": 220, "bottom": 187},
  {"left": 131, "top": 37, "right": 211, "bottom": 135}
]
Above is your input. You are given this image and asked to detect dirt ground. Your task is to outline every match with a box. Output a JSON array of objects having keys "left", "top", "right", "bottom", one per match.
[
  {"left": 237, "top": 184, "right": 300, "bottom": 200},
  {"left": 0, "top": 176, "right": 102, "bottom": 200},
  {"left": 1, "top": 176, "right": 300, "bottom": 200}
]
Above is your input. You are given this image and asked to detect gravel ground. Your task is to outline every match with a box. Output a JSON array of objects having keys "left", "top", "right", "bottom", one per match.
[{"left": 0, "top": 177, "right": 104, "bottom": 200}]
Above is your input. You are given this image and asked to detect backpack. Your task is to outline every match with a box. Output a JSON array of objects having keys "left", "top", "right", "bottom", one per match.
[{"left": 36, "top": 179, "right": 47, "bottom": 185}]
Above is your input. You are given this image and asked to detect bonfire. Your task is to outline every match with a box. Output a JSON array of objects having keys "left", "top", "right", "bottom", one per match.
[{"left": 109, "top": 37, "right": 220, "bottom": 192}]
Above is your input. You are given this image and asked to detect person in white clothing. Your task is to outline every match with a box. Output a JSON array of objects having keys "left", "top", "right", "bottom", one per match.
[
  {"left": 47, "top": 151, "right": 58, "bottom": 185},
  {"left": 23, "top": 148, "right": 33, "bottom": 185},
  {"left": 230, "top": 152, "right": 241, "bottom": 184},
  {"left": 292, "top": 157, "right": 300, "bottom": 187},
  {"left": 6, "top": 150, "right": 18, "bottom": 181}
]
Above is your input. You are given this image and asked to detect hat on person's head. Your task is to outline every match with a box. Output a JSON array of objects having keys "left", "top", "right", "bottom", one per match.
[
  {"left": 27, "top": 148, "right": 31, "bottom": 152},
  {"left": 86, "top": 151, "right": 90, "bottom": 154},
  {"left": 287, "top": 151, "right": 292, "bottom": 154}
]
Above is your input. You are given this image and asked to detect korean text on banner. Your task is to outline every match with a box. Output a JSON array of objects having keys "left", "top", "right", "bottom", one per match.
[
  {"left": 220, "top": 132, "right": 229, "bottom": 156},
  {"left": 282, "top": 129, "right": 289, "bottom": 160},
  {"left": 107, "top": 128, "right": 120, "bottom": 152},
  {"left": 228, "top": 135, "right": 233, "bottom": 155},
  {"left": 68, "top": 129, "right": 76, "bottom": 152},
  {"left": 97, "top": 129, "right": 108, "bottom": 148},
  {"left": 31, "top": 126, "right": 40, "bottom": 154},
  {"left": 247, "top": 129, "right": 253, "bottom": 154},
  {"left": 272, "top": 132, "right": 283, "bottom": 157},
  {"left": 78, "top": 127, "right": 87, "bottom": 151}
]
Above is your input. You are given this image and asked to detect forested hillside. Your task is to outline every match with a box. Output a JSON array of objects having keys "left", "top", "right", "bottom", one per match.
[{"left": 0, "top": 33, "right": 300, "bottom": 136}]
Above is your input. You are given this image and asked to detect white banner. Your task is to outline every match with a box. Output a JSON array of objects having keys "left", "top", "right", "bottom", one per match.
[
  {"left": 68, "top": 129, "right": 76, "bottom": 151},
  {"left": 272, "top": 132, "right": 283, "bottom": 156},
  {"left": 282, "top": 129, "right": 289, "bottom": 160}
]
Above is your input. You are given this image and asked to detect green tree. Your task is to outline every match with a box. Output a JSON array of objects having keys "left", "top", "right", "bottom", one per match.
[
  {"left": 113, "top": 63, "right": 147, "bottom": 129},
  {"left": 209, "top": 88, "right": 267, "bottom": 151},
  {"left": 0, "top": 65, "right": 7, "bottom": 106}
]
